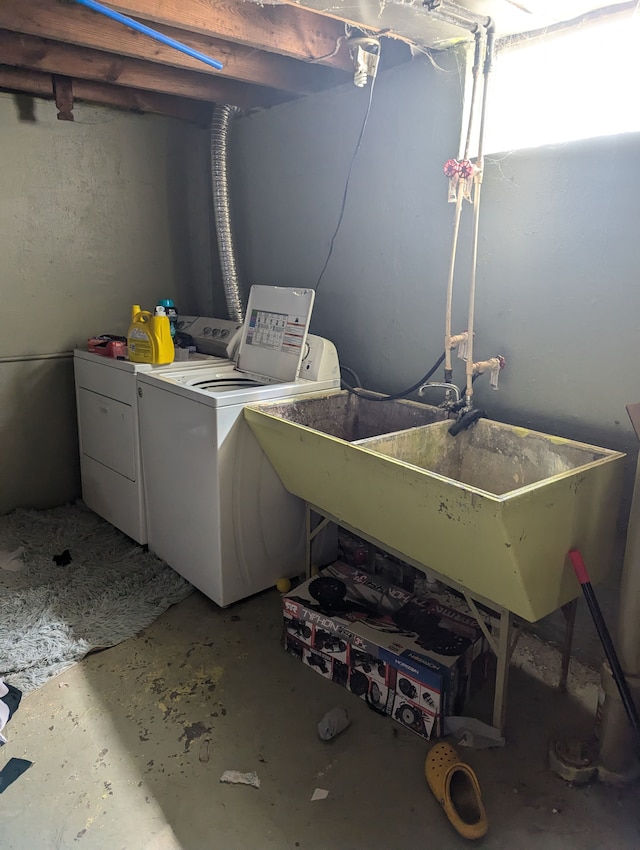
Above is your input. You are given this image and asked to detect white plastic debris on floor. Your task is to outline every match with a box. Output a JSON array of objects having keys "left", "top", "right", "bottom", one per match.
[{"left": 219, "top": 770, "right": 261, "bottom": 788}]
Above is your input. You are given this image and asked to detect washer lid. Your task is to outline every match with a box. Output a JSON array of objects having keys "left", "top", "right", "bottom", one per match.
[{"left": 236, "top": 286, "right": 315, "bottom": 383}]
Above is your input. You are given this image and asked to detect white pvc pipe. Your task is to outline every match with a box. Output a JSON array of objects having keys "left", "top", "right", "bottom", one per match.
[
  {"left": 0, "top": 352, "right": 73, "bottom": 363},
  {"left": 465, "top": 176, "right": 482, "bottom": 403},
  {"left": 617, "top": 470, "right": 640, "bottom": 675},
  {"left": 444, "top": 185, "right": 465, "bottom": 376},
  {"left": 444, "top": 31, "right": 483, "bottom": 380},
  {"left": 597, "top": 456, "right": 640, "bottom": 775},
  {"left": 464, "top": 24, "right": 494, "bottom": 407}
]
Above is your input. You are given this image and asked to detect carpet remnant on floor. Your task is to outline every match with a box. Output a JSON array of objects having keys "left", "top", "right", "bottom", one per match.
[{"left": 0, "top": 503, "right": 192, "bottom": 693}]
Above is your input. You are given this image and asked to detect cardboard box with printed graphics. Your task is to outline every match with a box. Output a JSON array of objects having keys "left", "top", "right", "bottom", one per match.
[{"left": 283, "top": 562, "right": 490, "bottom": 740}]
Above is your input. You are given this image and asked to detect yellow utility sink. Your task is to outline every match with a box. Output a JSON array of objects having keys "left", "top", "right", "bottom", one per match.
[
  {"left": 244, "top": 395, "right": 625, "bottom": 622},
  {"left": 247, "top": 390, "right": 449, "bottom": 441}
]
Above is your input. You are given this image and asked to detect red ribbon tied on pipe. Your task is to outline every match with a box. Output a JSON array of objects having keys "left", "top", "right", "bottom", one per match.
[
  {"left": 443, "top": 158, "right": 475, "bottom": 203},
  {"left": 443, "top": 158, "right": 460, "bottom": 178},
  {"left": 457, "top": 159, "right": 474, "bottom": 179}
]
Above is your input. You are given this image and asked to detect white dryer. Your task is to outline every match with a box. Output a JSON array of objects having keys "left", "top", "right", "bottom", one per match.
[
  {"left": 137, "top": 286, "right": 340, "bottom": 606},
  {"left": 73, "top": 315, "right": 241, "bottom": 543}
]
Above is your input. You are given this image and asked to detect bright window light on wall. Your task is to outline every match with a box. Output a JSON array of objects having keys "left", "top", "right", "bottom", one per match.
[{"left": 482, "top": 13, "right": 640, "bottom": 155}]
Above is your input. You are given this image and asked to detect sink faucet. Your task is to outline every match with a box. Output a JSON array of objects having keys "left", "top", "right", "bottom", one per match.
[{"left": 417, "top": 381, "right": 461, "bottom": 404}]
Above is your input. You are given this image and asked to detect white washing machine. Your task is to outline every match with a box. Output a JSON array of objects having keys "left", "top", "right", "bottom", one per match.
[
  {"left": 73, "top": 315, "right": 242, "bottom": 544},
  {"left": 137, "top": 286, "right": 340, "bottom": 606}
]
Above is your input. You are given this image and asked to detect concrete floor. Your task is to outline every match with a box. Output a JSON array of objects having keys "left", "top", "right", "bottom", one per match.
[{"left": 1, "top": 589, "right": 639, "bottom": 850}]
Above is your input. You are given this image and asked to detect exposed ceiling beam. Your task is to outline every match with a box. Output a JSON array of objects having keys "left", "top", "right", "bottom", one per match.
[
  {"left": 0, "top": 30, "right": 292, "bottom": 109},
  {"left": 0, "top": 66, "right": 212, "bottom": 123},
  {"left": 0, "top": 0, "right": 349, "bottom": 95},
  {"left": 102, "top": 0, "right": 356, "bottom": 70},
  {"left": 268, "top": 0, "right": 458, "bottom": 49}
]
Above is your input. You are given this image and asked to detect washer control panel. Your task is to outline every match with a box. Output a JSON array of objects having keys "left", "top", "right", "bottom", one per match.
[{"left": 187, "top": 317, "right": 243, "bottom": 359}]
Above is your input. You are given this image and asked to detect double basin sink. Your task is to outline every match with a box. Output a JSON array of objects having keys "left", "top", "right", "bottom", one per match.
[{"left": 244, "top": 391, "right": 624, "bottom": 622}]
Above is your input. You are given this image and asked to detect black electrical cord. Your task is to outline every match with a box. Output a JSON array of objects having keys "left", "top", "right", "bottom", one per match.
[
  {"left": 340, "top": 364, "right": 362, "bottom": 388},
  {"left": 314, "top": 67, "right": 378, "bottom": 294},
  {"left": 341, "top": 352, "right": 446, "bottom": 402}
]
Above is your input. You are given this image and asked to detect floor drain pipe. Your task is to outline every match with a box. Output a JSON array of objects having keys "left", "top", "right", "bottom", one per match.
[
  {"left": 597, "top": 451, "right": 640, "bottom": 779},
  {"left": 210, "top": 104, "right": 245, "bottom": 323}
]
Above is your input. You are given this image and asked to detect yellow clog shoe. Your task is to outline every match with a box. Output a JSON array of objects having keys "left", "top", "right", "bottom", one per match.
[{"left": 425, "top": 742, "right": 488, "bottom": 840}]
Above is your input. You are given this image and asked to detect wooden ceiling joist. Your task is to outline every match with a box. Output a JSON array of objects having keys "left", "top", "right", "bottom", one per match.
[
  {"left": 0, "top": 29, "right": 291, "bottom": 109},
  {"left": 102, "top": 0, "right": 355, "bottom": 70},
  {"left": 0, "top": 0, "right": 413, "bottom": 120},
  {"left": 0, "top": 66, "right": 213, "bottom": 123},
  {"left": 0, "top": 0, "right": 350, "bottom": 95}
]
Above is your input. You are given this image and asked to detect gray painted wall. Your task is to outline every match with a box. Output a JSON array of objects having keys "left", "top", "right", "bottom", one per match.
[
  {"left": 231, "top": 56, "right": 638, "bottom": 465},
  {"left": 232, "top": 54, "right": 465, "bottom": 392},
  {"left": 0, "top": 94, "right": 213, "bottom": 513},
  {"left": 229, "top": 55, "right": 640, "bottom": 662}
]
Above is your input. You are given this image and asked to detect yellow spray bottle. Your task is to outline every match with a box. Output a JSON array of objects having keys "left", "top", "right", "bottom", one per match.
[{"left": 127, "top": 304, "right": 175, "bottom": 365}]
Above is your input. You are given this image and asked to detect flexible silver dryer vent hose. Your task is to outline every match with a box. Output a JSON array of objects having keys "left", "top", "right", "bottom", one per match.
[{"left": 210, "top": 104, "right": 244, "bottom": 323}]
